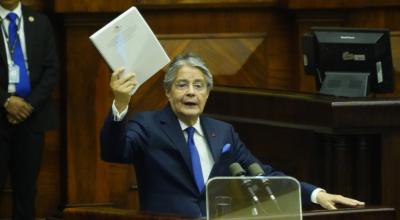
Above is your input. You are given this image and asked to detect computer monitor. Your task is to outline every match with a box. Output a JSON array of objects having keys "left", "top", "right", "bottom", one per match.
[{"left": 303, "top": 27, "right": 394, "bottom": 97}]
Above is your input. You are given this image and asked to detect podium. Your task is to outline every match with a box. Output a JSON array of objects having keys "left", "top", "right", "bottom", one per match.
[
  {"left": 62, "top": 206, "right": 395, "bottom": 220},
  {"left": 206, "top": 176, "right": 301, "bottom": 220}
]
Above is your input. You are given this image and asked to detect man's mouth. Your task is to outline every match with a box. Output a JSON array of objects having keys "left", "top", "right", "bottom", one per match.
[{"left": 183, "top": 101, "right": 198, "bottom": 107}]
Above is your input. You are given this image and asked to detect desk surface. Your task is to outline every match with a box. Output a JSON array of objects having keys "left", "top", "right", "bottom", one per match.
[
  {"left": 62, "top": 206, "right": 396, "bottom": 220},
  {"left": 205, "top": 87, "right": 400, "bottom": 133}
]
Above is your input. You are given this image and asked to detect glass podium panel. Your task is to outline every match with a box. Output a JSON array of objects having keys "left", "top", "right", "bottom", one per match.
[{"left": 206, "top": 176, "right": 302, "bottom": 220}]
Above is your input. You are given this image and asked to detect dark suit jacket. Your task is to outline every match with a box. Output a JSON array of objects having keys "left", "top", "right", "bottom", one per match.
[
  {"left": 0, "top": 6, "right": 59, "bottom": 132},
  {"left": 100, "top": 105, "right": 317, "bottom": 217}
]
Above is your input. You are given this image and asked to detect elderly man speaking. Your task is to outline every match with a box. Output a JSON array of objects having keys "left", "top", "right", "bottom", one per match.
[{"left": 100, "top": 53, "right": 364, "bottom": 217}]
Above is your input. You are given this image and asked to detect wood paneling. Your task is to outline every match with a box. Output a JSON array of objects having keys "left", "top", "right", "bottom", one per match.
[
  {"left": 65, "top": 24, "right": 110, "bottom": 204},
  {"left": 22, "top": 0, "right": 51, "bottom": 11},
  {"left": 381, "top": 132, "right": 400, "bottom": 220},
  {"left": 9, "top": 0, "right": 399, "bottom": 219},
  {"left": 53, "top": 0, "right": 400, "bottom": 12},
  {"left": 161, "top": 33, "right": 268, "bottom": 89},
  {"left": 53, "top": 0, "right": 278, "bottom": 13},
  {"left": 62, "top": 6, "right": 298, "bottom": 210},
  {"left": 0, "top": 129, "right": 61, "bottom": 218},
  {"left": 282, "top": 0, "right": 400, "bottom": 9},
  {"left": 2, "top": 1, "right": 399, "bottom": 219}
]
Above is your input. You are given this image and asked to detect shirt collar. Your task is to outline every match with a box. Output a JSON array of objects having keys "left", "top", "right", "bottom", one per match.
[
  {"left": 0, "top": 2, "right": 22, "bottom": 21},
  {"left": 178, "top": 118, "right": 204, "bottom": 137}
]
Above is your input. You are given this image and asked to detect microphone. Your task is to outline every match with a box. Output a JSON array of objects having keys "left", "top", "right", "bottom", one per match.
[
  {"left": 248, "top": 163, "right": 282, "bottom": 212},
  {"left": 229, "top": 162, "right": 259, "bottom": 203}
]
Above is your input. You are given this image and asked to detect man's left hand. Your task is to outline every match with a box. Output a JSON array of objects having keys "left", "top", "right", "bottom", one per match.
[
  {"left": 4, "top": 96, "right": 33, "bottom": 122},
  {"left": 7, "top": 113, "right": 22, "bottom": 125},
  {"left": 316, "top": 191, "right": 365, "bottom": 210}
]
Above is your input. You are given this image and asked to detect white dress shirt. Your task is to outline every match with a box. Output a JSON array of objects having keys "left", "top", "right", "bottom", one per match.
[{"left": 178, "top": 118, "right": 215, "bottom": 183}]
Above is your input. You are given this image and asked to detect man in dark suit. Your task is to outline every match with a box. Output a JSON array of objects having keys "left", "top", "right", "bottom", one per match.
[
  {"left": 0, "top": 0, "right": 59, "bottom": 219},
  {"left": 101, "top": 53, "right": 364, "bottom": 217}
]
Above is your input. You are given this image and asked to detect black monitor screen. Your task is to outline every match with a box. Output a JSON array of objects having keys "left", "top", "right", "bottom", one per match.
[{"left": 303, "top": 27, "right": 394, "bottom": 97}]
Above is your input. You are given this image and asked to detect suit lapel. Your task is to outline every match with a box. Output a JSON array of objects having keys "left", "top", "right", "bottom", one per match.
[
  {"left": 158, "top": 106, "right": 226, "bottom": 193},
  {"left": 21, "top": 6, "right": 34, "bottom": 76},
  {"left": 0, "top": 11, "right": 8, "bottom": 71},
  {"left": 158, "top": 105, "right": 193, "bottom": 174},
  {"left": 0, "top": 27, "right": 6, "bottom": 66},
  {"left": 201, "top": 117, "right": 224, "bottom": 163}
]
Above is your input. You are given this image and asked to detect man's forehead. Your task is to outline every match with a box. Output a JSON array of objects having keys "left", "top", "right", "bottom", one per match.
[
  {"left": 175, "top": 78, "right": 205, "bottom": 82},
  {"left": 175, "top": 70, "right": 205, "bottom": 80},
  {"left": 176, "top": 66, "right": 202, "bottom": 74}
]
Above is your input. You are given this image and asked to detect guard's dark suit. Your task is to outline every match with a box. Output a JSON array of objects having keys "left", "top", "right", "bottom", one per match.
[{"left": 0, "top": 5, "right": 59, "bottom": 220}]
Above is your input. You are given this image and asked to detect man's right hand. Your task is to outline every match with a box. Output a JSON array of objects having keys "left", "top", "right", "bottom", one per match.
[
  {"left": 4, "top": 96, "right": 33, "bottom": 123},
  {"left": 316, "top": 191, "right": 365, "bottom": 210},
  {"left": 110, "top": 68, "right": 138, "bottom": 112}
]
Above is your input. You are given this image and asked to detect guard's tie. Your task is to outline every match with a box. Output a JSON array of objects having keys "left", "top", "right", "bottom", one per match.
[
  {"left": 7, "top": 12, "right": 30, "bottom": 97},
  {"left": 186, "top": 127, "right": 205, "bottom": 192}
]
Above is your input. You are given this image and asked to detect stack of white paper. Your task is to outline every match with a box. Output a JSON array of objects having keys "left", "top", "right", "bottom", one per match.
[{"left": 90, "top": 6, "right": 170, "bottom": 95}]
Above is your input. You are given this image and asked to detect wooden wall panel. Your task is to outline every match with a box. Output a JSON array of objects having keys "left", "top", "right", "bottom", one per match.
[
  {"left": 381, "top": 132, "right": 400, "bottom": 220},
  {"left": 65, "top": 24, "right": 110, "bottom": 204},
  {"left": 63, "top": 18, "right": 143, "bottom": 210},
  {"left": 160, "top": 34, "right": 268, "bottom": 89},
  {"left": 0, "top": 125, "right": 61, "bottom": 219},
  {"left": 282, "top": 0, "right": 400, "bottom": 9},
  {"left": 392, "top": 32, "right": 400, "bottom": 79},
  {"left": 53, "top": 0, "right": 278, "bottom": 13},
  {"left": 22, "top": 0, "right": 50, "bottom": 11}
]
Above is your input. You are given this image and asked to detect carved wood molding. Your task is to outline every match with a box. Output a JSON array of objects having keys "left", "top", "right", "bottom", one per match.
[
  {"left": 53, "top": 0, "right": 278, "bottom": 13},
  {"left": 160, "top": 33, "right": 268, "bottom": 87},
  {"left": 129, "top": 32, "right": 269, "bottom": 113},
  {"left": 53, "top": 0, "right": 400, "bottom": 13},
  {"left": 282, "top": 0, "right": 400, "bottom": 10}
]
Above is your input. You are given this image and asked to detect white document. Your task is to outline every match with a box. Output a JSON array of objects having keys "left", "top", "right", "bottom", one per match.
[{"left": 89, "top": 6, "right": 170, "bottom": 95}]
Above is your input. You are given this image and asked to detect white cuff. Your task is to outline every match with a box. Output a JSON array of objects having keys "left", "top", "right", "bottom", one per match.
[
  {"left": 111, "top": 100, "right": 128, "bottom": 121},
  {"left": 311, "top": 188, "right": 326, "bottom": 204}
]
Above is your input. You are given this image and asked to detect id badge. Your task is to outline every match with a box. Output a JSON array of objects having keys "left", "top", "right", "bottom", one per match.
[{"left": 9, "top": 64, "right": 20, "bottom": 83}]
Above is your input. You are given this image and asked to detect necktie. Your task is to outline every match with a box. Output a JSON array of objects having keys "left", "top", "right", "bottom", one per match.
[
  {"left": 7, "top": 12, "right": 30, "bottom": 97},
  {"left": 186, "top": 127, "right": 205, "bottom": 192}
]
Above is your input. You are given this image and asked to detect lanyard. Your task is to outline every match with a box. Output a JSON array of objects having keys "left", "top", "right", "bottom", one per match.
[{"left": 0, "top": 16, "right": 22, "bottom": 61}]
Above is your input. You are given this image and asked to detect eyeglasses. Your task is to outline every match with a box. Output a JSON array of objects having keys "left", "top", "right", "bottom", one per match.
[{"left": 174, "top": 80, "right": 207, "bottom": 92}]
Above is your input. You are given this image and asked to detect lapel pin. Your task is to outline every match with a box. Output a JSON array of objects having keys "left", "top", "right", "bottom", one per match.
[
  {"left": 211, "top": 132, "right": 216, "bottom": 137},
  {"left": 221, "top": 144, "right": 231, "bottom": 154},
  {"left": 28, "top": 16, "right": 34, "bottom": 22}
]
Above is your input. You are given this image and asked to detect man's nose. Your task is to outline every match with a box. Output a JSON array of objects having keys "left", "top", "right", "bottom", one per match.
[{"left": 186, "top": 84, "right": 195, "bottom": 94}]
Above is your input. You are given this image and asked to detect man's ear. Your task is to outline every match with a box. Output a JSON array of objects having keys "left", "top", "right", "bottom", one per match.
[{"left": 165, "top": 89, "right": 171, "bottom": 99}]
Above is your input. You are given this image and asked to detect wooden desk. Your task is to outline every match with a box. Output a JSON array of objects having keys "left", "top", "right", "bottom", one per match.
[
  {"left": 62, "top": 206, "right": 396, "bottom": 220},
  {"left": 303, "top": 207, "right": 396, "bottom": 220},
  {"left": 204, "top": 87, "right": 400, "bottom": 219}
]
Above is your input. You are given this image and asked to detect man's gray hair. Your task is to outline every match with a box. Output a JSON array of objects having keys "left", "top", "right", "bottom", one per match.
[{"left": 163, "top": 53, "right": 213, "bottom": 91}]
